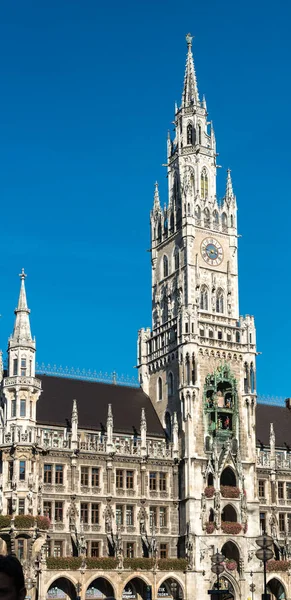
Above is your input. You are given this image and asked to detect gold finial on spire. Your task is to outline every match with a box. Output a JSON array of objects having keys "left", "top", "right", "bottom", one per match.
[{"left": 186, "top": 33, "right": 193, "bottom": 47}]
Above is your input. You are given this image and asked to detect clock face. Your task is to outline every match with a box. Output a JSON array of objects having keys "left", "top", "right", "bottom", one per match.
[{"left": 201, "top": 237, "right": 223, "bottom": 266}]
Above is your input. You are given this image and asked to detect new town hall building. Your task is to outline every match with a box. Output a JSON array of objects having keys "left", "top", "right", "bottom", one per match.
[{"left": 0, "top": 34, "right": 290, "bottom": 600}]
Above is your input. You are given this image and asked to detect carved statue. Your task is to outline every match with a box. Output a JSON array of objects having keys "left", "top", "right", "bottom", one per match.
[
  {"left": 104, "top": 504, "right": 113, "bottom": 534},
  {"left": 269, "top": 509, "right": 278, "bottom": 539},
  {"left": 27, "top": 489, "right": 33, "bottom": 514},
  {"left": 12, "top": 492, "right": 17, "bottom": 514},
  {"left": 67, "top": 498, "right": 78, "bottom": 531},
  {"left": 185, "top": 533, "right": 194, "bottom": 570},
  {"left": 201, "top": 493, "right": 207, "bottom": 529},
  {"left": 241, "top": 492, "right": 248, "bottom": 527}
]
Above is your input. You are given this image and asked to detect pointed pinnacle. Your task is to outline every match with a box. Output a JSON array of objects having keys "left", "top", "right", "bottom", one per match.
[
  {"left": 226, "top": 169, "right": 234, "bottom": 199},
  {"left": 153, "top": 181, "right": 161, "bottom": 210}
]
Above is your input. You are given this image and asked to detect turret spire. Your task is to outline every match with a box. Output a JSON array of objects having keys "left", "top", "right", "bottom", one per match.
[
  {"left": 225, "top": 169, "right": 234, "bottom": 202},
  {"left": 153, "top": 181, "right": 161, "bottom": 211},
  {"left": 11, "top": 269, "right": 32, "bottom": 343},
  {"left": 182, "top": 33, "right": 199, "bottom": 108}
]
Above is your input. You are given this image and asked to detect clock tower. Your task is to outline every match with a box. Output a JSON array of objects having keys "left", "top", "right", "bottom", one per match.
[{"left": 138, "top": 34, "right": 260, "bottom": 596}]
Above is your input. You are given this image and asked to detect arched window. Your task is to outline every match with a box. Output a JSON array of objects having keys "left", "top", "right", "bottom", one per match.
[
  {"left": 216, "top": 288, "right": 224, "bottom": 313},
  {"left": 168, "top": 372, "right": 174, "bottom": 396},
  {"left": 187, "top": 202, "right": 191, "bottom": 216},
  {"left": 198, "top": 124, "right": 202, "bottom": 145},
  {"left": 174, "top": 247, "right": 179, "bottom": 271},
  {"left": 165, "top": 411, "right": 172, "bottom": 438},
  {"left": 187, "top": 123, "right": 193, "bottom": 145},
  {"left": 190, "top": 171, "right": 195, "bottom": 195},
  {"left": 201, "top": 168, "right": 208, "bottom": 199},
  {"left": 222, "top": 212, "right": 228, "bottom": 232},
  {"left": 185, "top": 354, "right": 190, "bottom": 385},
  {"left": 162, "top": 296, "right": 168, "bottom": 323},
  {"left": 163, "top": 255, "right": 169, "bottom": 278},
  {"left": 204, "top": 207, "right": 210, "bottom": 228},
  {"left": 200, "top": 285, "right": 208, "bottom": 310},
  {"left": 195, "top": 205, "right": 201, "bottom": 224},
  {"left": 222, "top": 504, "right": 237, "bottom": 523},
  {"left": 170, "top": 212, "right": 174, "bottom": 233},
  {"left": 221, "top": 467, "right": 236, "bottom": 487},
  {"left": 230, "top": 214, "right": 234, "bottom": 228},
  {"left": 157, "top": 222, "right": 162, "bottom": 242},
  {"left": 250, "top": 363, "right": 255, "bottom": 393},
  {"left": 157, "top": 377, "right": 163, "bottom": 401},
  {"left": 213, "top": 210, "right": 219, "bottom": 229}
]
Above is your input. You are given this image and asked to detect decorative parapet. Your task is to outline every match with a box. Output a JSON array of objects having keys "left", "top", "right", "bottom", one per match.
[
  {"left": 257, "top": 450, "right": 291, "bottom": 470},
  {"left": 3, "top": 376, "right": 42, "bottom": 389},
  {"left": 35, "top": 363, "right": 139, "bottom": 387}
]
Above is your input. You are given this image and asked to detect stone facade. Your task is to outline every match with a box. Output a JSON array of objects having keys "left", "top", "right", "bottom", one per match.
[{"left": 0, "top": 33, "right": 289, "bottom": 600}]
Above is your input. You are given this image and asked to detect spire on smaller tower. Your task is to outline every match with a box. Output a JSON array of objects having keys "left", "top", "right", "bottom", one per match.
[
  {"left": 153, "top": 182, "right": 161, "bottom": 211},
  {"left": 182, "top": 33, "right": 199, "bottom": 108},
  {"left": 11, "top": 269, "right": 32, "bottom": 343}
]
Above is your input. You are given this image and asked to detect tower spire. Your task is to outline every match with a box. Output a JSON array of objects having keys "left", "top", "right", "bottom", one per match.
[
  {"left": 11, "top": 269, "right": 32, "bottom": 343},
  {"left": 182, "top": 33, "right": 199, "bottom": 108}
]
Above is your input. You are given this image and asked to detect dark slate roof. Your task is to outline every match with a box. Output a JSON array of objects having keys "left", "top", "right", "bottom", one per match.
[
  {"left": 257, "top": 403, "right": 291, "bottom": 448},
  {"left": 36, "top": 375, "right": 165, "bottom": 437}
]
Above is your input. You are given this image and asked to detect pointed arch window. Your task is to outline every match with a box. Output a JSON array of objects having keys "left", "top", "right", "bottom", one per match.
[
  {"left": 157, "top": 222, "right": 162, "bottom": 242},
  {"left": 200, "top": 285, "right": 209, "bottom": 311},
  {"left": 198, "top": 124, "right": 202, "bottom": 145},
  {"left": 201, "top": 168, "right": 208, "bottom": 199},
  {"left": 157, "top": 377, "right": 163, "bottom": 402},
  {"left": 230, "top": 214, "right": 234, "bottom": 228},
  {"left": 11, "top": 399, "right": 16, "bottom": 418},
  {"left": 174, "top": 247, "right": 179, "bottom": 271},
  {"left": 216, "top": 289, "right": 224, "bottom": 313},
  {"left": 168, "top": 372, "right": 174, "bottom": 396},
  {"left": 162, "top": 296, "right": 168, "bottom": 323},
  {"left": 13, "top": 359, "right": 18, "bottom": 376},
  {"left": 250, "top": 363, "right": 255, "bottom": 393},
  {"left": 163, "top": 255, "right": 169, "bottom": 278},
  {"left": 170, "top": 212, "right": 174, "bottom": 233},
  {"left": 185, "top": 353, "right": 190, "bottom": 385},
  {"left": 222, "top": 213, "right": 228, "bottom": 232},
  {"left": 187, "top": 123, "right": 193, "bottom": 145},
  {"left": 165, "top": 411, "right": 172, "bottom": 438}
]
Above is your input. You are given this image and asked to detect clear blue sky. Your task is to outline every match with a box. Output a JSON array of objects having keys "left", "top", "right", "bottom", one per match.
[{"left": 0, "top": 0, "right": 290, "bottom": 397}]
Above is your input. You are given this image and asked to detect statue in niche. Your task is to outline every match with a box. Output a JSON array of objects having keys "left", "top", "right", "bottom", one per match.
[
  {"left": 67, "top": 498, "right": 78, "bottom": 531},
  {"left": 214, "top": 490, "right": 221, "bottom": 528},
  {"left": 185, "top": 531, "right": 194, "bottom": 570},
  {"left": 201, "top": 493, "right": 207, "bottom": 529}
]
